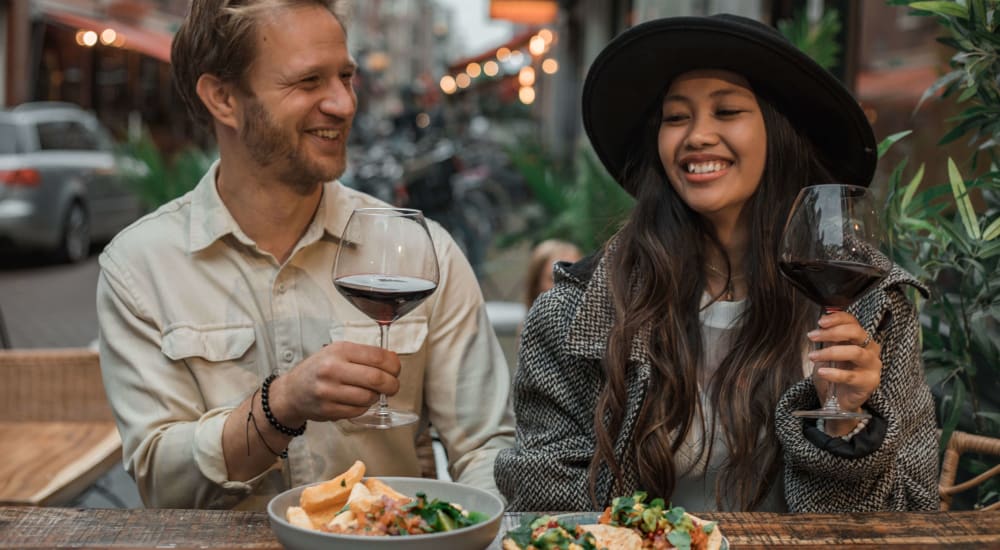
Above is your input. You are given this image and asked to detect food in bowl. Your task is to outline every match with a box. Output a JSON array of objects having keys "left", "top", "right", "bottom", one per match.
[
  {"left": 502, "top": 491, "right": 723, "bottom": 550},
  {"left": 284, "top": 460, "right": 489, "bottom": 536}
]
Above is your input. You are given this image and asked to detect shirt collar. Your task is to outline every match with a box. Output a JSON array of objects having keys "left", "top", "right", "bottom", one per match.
[
  {"left": 188, "top": 160, "right": 244, "bottom": 253},
  {"left": 188, "top": 160, "right": 354, "bottom": 253}
]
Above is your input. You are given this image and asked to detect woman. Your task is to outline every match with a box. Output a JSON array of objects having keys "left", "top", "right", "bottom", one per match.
[{"left": 494, "top": 14, "right": 938, "bottom": 513}]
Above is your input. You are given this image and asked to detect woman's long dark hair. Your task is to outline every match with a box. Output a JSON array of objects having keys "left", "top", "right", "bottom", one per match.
[{"left": 587, "top": 92, "right": 834, "bottom": 510}]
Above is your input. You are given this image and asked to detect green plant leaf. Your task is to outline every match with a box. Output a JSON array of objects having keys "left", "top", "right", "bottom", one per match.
[
  {"left": 878, "top": 130, "right": 913, "bottom": 158},
  {"left": 957, "top": 84, "right": 980, "bottom": 103},
  {"left": 983, "top": 216, "right": 1000, "bottom": 241},
  {"left": 969, "top": 0, "right": 987, "bottom": 27},
  {"left": 902, "top": 163, "right": 926, "bottom": 212},
  {"left": 917, "top": 70, "right": 963, "bottom": 115},
  {"left": 939, "top": 116, "right": 984, "bottom": 145},
  {"left": 980, "top": 240, "right": 1000, "bottom": 258},
  {"left": 947, "top": 158, "right": 983, "bottom": 240},
  {"left": 909, "top": 1, "right": 969, "bottom": 19}
]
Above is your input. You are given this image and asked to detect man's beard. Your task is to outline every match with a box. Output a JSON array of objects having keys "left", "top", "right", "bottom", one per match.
[{"left": 240, "top": 99, "right": 345, "bottom": 196}]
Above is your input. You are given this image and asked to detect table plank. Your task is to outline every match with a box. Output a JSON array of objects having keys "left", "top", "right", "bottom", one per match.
[
  {"left": 2, "top": 507, "right": 1000, "bottom": 549},
  {"left": 0, "top": 507, "right": 276, "bottom": 549},
  {"left": 0, "top": 422, "right": 121, "bottom": 506}
]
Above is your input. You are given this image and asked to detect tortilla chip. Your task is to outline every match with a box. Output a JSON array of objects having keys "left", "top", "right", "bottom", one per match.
[
  {"left": 347, "top": 480, "right": 377, "bottom": 515},
  {"left": 364, "top": 477, "right": 412, "bottom": 504},
  {"left": 300, "top": 460, "right": 365, "bottom": 514},
  {"left": 581, "top": 524, "right": 643, "bottom": 550},
  {"left": 298, "top": 460, "right": 366, "bottom": 527},
  {"left": 326, "top": 509, "right": 357, "bottom": 531},
  {"left": 689, "top": 513, "right": 724, "bottom": 550},
  {"left": 285, "top": 506, "right": 315, "bottom": 530}
]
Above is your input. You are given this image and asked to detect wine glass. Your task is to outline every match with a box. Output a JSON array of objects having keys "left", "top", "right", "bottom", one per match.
[
  {"left": 778, "top": 184, "right": 890, "bottom": 420},
  {"left": 333, "top": 208, "right": 439, "bottom": 429}
]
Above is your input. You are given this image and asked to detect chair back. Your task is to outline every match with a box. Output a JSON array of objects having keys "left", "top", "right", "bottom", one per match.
[
  {"left": 0, "top": 348, "right": 112, "bottom": 422},
  {"left": 939, "top": 429, "right": 1000, "bottom": 511}
]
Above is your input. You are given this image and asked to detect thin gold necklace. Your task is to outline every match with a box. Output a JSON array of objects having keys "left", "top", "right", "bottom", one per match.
[{"left": 705, "top": 263, "right": 745, "bottom": 301}]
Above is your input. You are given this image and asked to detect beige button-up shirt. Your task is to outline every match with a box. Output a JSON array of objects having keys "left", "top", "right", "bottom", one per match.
[{"left": 97, "top": 162, "right": 515, "bottom": 509}]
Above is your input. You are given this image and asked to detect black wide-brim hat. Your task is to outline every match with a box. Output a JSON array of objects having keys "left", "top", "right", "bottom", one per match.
[{"left": 582, "top": 14, "right": 877, "bottom": 193}]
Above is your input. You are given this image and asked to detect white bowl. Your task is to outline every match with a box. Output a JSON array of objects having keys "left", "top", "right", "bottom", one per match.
[{"left": 267, "top": 477, "right": 504, "bottom": 550}]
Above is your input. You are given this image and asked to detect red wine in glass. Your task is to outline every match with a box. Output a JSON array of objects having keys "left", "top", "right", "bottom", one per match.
[
  {"left": 778, "top": 259, "right": 887, "bottom": 310},
  {"left": 779, "top": 184, "right": 889, "bottom": 420},
  {"left": 333, "top": 208, "right": 439, "bottom": 429},
  {"left": 334, "top": 274, "right": 437, "bottom": 324}
]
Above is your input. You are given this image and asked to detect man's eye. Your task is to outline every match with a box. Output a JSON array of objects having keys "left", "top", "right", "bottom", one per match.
[{"left": 300, "top": 76, "right": 320, "bottom": 86}]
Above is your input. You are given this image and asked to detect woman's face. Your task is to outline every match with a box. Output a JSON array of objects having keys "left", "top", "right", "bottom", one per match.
[{"left": 658, "top": 69, "right": 767, "bottom": 226}]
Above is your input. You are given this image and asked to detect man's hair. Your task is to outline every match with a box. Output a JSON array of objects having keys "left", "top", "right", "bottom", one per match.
[{"left": 170, "top": 0, "right": 349, "bottom": 130}]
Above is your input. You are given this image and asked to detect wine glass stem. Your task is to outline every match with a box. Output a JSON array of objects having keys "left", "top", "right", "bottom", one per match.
[
  {"left": 376, "top": 322, "right": 390, "bottom": 417},
  {"left": 820, "top": 307, "right": 840, "bottom": 412}
]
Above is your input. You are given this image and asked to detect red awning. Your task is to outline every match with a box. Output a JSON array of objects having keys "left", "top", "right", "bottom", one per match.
[
  {"left": 42, "top": 8, "right": 172, "bottom": 63},
  {"left": 447, "top": 27, "right": 537, "bottom": 73}
]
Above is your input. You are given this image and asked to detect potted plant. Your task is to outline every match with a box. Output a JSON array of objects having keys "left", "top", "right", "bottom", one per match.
[{"left": 882, "top": 0, "right": 1000, "bottom": 509}]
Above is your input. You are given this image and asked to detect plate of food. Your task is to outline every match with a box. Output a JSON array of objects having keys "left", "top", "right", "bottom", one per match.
[
  {"left": 501, "top": 491, "right": 727, "bottom": 550},
  {"left": 267, "top": 460, "right": 504, "bottom": 550}
]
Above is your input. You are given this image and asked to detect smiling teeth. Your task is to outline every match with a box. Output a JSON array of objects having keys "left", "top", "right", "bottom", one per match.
[
  {"left": 686, "top": 161, "right": 728, "bottom": 174},
  {"left": 311, "top": 129, "right": 341, "bottom": 140}
]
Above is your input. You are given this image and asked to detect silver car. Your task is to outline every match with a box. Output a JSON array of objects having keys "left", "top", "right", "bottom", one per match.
[{"left": 0, "top": 102, "right": 143, "bottom": 263}]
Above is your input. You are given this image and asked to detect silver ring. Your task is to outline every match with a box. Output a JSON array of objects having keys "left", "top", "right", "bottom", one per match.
[{"left": 859, "top": 333, "right": 872, "bottom": 348}]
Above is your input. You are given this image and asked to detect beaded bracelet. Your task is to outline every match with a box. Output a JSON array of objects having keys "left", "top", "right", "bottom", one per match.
[
  {"left": 246, "top": 388, "right": 288, "bottom": 459},
  {"left": 261, "top": 374, "right": 307, "bottom": 437},
  {"left": 817, "top": 416, "right": 871, "bottom": 442}
]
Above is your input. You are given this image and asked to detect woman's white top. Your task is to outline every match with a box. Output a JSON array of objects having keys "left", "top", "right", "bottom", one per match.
[{"left": 671, "top": 296, "right": 788, "bottom": 512}]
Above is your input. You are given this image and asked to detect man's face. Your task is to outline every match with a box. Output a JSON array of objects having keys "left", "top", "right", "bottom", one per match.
[{"left": 236, "top": 5, "right": 357, "bottom": 194}]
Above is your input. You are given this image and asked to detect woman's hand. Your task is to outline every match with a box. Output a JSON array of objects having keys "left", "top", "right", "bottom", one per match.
[{"left": 808, "top": 310, "right": 882, "bottom": 436}]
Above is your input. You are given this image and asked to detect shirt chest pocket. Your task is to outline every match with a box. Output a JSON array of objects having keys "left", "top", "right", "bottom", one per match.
[
  {"left": 161, "top": 324, "right": 259, "bottom": 406},
  {"left": 334, "top": 315, "right": 429, "bottom": 357}
]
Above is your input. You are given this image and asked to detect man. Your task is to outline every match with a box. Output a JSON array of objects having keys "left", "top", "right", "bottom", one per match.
[{"left": 97, "top": 0, "right": 514, "bottom": 510}]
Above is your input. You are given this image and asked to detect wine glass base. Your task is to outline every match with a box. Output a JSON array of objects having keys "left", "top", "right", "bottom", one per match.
[
  {"left": 348, "top": 407, "right": 419, "bottom": 429},
  {"left": 792, "top": 408, "right": 872, "bottom": 420}
]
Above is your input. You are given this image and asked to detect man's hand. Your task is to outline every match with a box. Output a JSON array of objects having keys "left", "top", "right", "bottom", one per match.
[{"left": 269, "top": 341, "right": 402, "bottom": 424}]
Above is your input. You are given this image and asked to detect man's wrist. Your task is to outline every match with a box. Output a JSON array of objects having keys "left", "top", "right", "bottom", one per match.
[{"left": 262, "top": 374, "right": 307, "bottom": 436}]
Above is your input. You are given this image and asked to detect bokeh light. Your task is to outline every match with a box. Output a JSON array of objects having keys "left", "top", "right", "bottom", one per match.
[{"left": 518, "top": 86, "right": 536, "bottom": 104}]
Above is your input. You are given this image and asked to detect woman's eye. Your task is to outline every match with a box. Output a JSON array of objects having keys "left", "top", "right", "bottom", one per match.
[
  {"left": 716, "top": 109, "right": 743, "bottom": 117},
  {"left": 662, "top": 114, "right": 688, "bottom": 124}
]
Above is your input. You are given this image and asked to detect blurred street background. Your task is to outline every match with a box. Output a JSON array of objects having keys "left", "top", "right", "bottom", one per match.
[{"left": 2, "top": 0, "right": 997, "bottom": 510}]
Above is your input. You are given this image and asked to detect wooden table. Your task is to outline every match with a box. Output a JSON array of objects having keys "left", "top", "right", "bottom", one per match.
[{"left": 2, "top": 506, "right": 999, "bottom": 549}]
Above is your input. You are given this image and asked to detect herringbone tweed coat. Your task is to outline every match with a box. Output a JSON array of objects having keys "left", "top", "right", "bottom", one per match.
[{"left": 495, "top": 251, "right": 939, "bottom": 512}]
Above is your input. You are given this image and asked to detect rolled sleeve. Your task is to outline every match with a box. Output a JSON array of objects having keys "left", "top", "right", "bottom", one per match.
[
  {"left": 775, "top": 288, "right": 939, "bottom": 512},
  {"left": 98, "top": 252, "right": 266, "bottom": 508}
]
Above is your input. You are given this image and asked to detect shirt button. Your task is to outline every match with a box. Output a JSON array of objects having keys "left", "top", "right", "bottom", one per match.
[
  {"left": 277, "top": 283, "right": 286, "bottom": 293},
  {"left": 282, "top": 350, "right": 294, "bottom": 363}
]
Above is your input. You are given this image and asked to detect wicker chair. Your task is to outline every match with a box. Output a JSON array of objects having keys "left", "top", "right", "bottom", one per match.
[
  {"left": 0, "top": 348, "right": 121, "bottom": 506},
  {"left": 939, "top": 429, "right": 1000, "bottom": 511}
]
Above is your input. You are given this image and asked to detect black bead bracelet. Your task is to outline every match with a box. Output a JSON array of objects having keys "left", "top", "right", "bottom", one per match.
[{"left": 261, "top": 374, "right": 307, "bottom": 437}]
